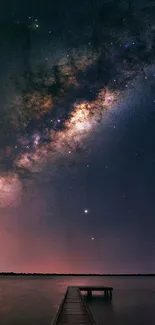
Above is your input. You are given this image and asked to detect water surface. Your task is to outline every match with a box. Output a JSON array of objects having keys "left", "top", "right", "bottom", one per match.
[{"left": 0, "top": 276, "right": 155, "bottom": 325}]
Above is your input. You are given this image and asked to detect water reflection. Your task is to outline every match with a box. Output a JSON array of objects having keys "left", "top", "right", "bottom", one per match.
[{"left": 0, "top": 276, "right": 155, "bottom": 325}]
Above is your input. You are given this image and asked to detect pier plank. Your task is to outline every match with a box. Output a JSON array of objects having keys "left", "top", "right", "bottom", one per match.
[{"left": 51, "top": 286, "right": 97, "bottom": 325}]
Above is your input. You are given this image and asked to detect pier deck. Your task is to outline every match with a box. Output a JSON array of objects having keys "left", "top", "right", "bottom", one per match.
[
  {"left": 79, "top": 286, "right": 113, "bottom": 299},
  {"left": 52, "top": 286, "right": 97, "bottom": 325}
]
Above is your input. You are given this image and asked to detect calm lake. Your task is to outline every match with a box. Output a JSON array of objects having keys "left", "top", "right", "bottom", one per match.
[{"left": 0, "top": 276, "right": 155, "bottom": 325}]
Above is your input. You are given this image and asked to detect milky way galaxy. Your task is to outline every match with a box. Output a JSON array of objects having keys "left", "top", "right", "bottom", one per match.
[
  {"left": 1, "top": 1, "right": 155, "bottom": 208},
  {"left": 1, "top": 0, "right": 155, "bottom": 277}
]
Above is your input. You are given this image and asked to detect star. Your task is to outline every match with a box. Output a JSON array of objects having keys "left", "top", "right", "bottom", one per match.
[{"left": 84, "top": 209, "right": 88, "bottom": 214}]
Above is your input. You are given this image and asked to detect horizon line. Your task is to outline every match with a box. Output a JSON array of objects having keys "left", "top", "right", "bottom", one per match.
[{"left": 0, "top": 272, "right": 155, "bottom": 276}]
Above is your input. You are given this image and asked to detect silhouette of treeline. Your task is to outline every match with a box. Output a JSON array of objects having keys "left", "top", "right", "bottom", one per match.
[{"left": 0, "top": 273, "right": 155, "bottom": 276}]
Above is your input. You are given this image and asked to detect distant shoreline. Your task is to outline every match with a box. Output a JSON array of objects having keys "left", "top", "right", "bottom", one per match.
[{"left": 0, "top": 273, "right": 155, "bottom": 276}]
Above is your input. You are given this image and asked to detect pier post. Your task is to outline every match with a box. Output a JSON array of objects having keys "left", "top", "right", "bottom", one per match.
[{"left": 87, "top": 289, "right": 92, "bottom": 298}]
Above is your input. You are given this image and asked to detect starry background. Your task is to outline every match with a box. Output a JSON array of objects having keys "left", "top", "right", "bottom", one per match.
[{"left": 0, "top": 0, "right": 155, "bottom": 273}]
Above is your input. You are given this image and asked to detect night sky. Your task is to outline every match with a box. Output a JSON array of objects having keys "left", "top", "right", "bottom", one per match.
[{"left": 0, "top": 0, "right": 155, "bottom": 274}]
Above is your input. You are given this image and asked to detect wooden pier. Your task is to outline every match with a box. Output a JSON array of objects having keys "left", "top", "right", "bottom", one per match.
[
  {"left": 51, "top": 285, "right": 113, "bottom": 325},
  {"left": 51, "top": 286, "right": 97, "bottom": 325},
  {"left": 79, "top": 286, "right": 113, "bottom": 300}
]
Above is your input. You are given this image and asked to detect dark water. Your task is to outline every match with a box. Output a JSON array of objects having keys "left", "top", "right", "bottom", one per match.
[{"left": 0, "top": 276, "right": 155, "bottom": 325}]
